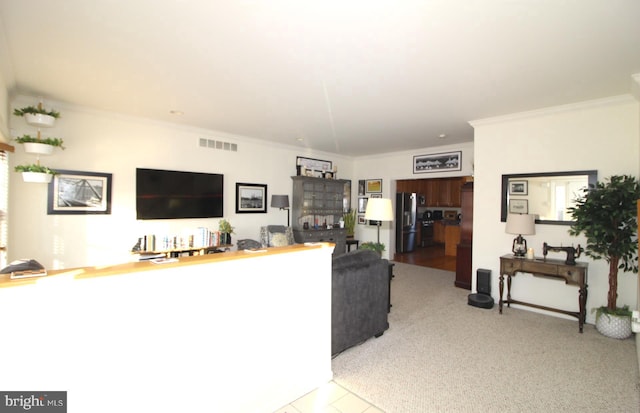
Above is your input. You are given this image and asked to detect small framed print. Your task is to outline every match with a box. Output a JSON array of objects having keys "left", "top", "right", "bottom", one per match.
[
  {"left": 509, "top": 180, "right": 528, "bottom": 195},
  {"left": 509, "top": 199, "right": 528, "bottom": 214},
  {"left": 358, "top": 197, "right": 368, "bottom": 213},
  {"left": 358, "top": 214, "right": 366, "bottom": 224},
  {"left": 370, "top": 193, "right": 382, "bottom": 198},
  {"left": 366, "top": 179, "right": 382, "bottom": 193}
]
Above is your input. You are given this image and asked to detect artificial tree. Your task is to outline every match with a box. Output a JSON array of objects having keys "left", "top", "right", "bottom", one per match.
[{"left": 567, "top": 175, "right": 640, "bottom": 315}]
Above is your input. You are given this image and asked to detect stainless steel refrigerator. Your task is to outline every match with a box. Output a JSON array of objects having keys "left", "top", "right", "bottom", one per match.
[{"left": 395, "top": 192, "right": 417, "bottom": 253}]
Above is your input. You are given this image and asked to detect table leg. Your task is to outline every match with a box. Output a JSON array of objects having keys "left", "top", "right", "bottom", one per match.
[
  {"left": 506, "top": 275, "right": 512, "bottom": 308},
  {"left": 499, "top": 274, "right": 504, "bottom": 314},
  {"left": 579, "top": 285, "right": 588, "bottom": 333}
]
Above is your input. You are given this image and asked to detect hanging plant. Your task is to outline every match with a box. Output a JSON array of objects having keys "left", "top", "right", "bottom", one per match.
[
  {"left": 14, "top": 134, "right": 65, "bottom": 149},
  {"left": 14, "top": 164, "right": 57, "bottom": 174},
  {"left": 13, "top": 105, "right": 60, "bottom": 118}
]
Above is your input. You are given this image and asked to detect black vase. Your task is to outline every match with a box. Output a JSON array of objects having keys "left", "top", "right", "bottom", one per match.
[{"left": 221, "top": 233, "right": 232, "bottom": 245}]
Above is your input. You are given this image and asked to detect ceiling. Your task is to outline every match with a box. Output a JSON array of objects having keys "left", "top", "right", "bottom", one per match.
[{"left": 1, "top": 1, "right": 639, "bottom": 156}]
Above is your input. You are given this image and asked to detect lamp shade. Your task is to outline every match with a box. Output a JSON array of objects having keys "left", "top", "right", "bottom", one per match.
[
  {"left": 270, "top": 195, "right": 289, "bottom": 209},
  {"left": 364, "top": 198, "right": 393, "bottom": 221},
  {"left": 505, "top": 214, "right": 536, "bottom": 235}
]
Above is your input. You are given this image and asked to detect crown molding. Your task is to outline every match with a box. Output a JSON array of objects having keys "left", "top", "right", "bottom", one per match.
[{"left": 468, "top": 94, "right": 636, "bottom": 128}]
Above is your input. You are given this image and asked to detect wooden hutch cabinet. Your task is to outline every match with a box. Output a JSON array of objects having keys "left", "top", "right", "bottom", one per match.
[{"left": 291, "top": 176, "right": 347, "bottom": 255}]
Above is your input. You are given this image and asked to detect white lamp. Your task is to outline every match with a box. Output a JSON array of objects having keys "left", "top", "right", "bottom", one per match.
[
  {"left": 364, "top": 198, "right": 394, "bottom": 244},
  {"left": 505, "top": 213, "right": 536, "bottom": 257}
]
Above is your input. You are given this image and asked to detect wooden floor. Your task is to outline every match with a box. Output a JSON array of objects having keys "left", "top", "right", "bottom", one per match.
[{"left": 392, "top": 244, "right": 457, "bottom": 272}]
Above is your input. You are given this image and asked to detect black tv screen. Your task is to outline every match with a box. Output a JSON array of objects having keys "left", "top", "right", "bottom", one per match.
[{"left": 136, "top": 168, "right": 224, "bottom": 219}]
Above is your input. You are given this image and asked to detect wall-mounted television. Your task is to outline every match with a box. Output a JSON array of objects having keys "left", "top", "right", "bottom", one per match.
[{"left": 136, "top": 168, "right": 224, "bottom": 220}]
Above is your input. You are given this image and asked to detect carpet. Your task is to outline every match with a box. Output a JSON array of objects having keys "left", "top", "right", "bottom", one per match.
[{"left": 332, "top": 262, "right": 640, "bottom": 412}]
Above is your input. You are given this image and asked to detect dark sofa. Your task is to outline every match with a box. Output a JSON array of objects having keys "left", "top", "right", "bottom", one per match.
[{"left": 332, "top": 249, "right": 390, "bottom": 356}]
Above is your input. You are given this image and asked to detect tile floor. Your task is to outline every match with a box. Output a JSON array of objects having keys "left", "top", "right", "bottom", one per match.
[{"left": 272, "top": 381, "right": 384, "bottom": 413}]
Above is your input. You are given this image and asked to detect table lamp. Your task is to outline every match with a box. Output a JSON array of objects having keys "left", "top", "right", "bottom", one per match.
[
  {"left": 364, "top": 198, "right": 393, "bottom": 244},
  {"left": 270, "top": 195, "right": 290, "bottom": 226},
  {"left": 505, "top": 213, "right": 535, "bottom": 257}
]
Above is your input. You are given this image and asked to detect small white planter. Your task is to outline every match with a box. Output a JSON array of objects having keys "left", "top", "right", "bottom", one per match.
[
  {"left": 24, "top": 113, "right": 56, "bottom": 127},
  {"left": 23, "top": 142, "right": 54, "bottom": 156},
  {"left": 21, "top": 172, "right": 53, "bottom": 184},
  {"left": 596, "top": 313, "right": 633, "bottom": 339}
]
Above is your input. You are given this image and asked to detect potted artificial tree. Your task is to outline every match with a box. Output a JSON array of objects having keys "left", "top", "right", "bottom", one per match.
[
  {"left": 567, "top": 175, "right": 640, "bottom": 339},
  {"left": 13, "top": 104, "right": 60, "bottom": 128},
  {"left": 14, "top": 134, "right": 65, "bottom": 155},
  {"left": 218, "top": 219, "right": 235, "bottom": 245},
  {"left": 14, "top": 163, "right": 57, "bottom": 183}
]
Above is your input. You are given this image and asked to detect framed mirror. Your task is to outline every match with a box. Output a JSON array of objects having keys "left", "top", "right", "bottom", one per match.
[{"left": 501, "top": 170, "right": 597, "bottom": 225}]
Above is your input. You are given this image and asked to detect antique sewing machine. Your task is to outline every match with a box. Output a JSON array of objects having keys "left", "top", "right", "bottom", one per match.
[{"left": 542, "top": 242, "right": 584, "bottom": 265}]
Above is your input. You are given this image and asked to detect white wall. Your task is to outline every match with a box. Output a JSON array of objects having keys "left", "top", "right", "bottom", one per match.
[
  {"left": 8, "top": 95, "right": 353, "bottom": 269},
  {"left": 471, "top": 95, "right": 640, "bottom": 324}
]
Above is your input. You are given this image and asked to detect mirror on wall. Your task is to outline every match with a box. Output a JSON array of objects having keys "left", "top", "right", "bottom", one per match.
[{"left": 501, "top": 170, "right": 597, "bottom": 225}]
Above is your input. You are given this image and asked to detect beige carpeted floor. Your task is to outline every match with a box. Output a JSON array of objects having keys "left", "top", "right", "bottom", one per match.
[{"left": 332, "top": 262, "right": 640, "bottom": 413}]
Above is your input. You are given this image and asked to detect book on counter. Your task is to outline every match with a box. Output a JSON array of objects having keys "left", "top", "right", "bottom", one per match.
[{"left": 0, "top": 259, "right": 48, "bottom": 279}]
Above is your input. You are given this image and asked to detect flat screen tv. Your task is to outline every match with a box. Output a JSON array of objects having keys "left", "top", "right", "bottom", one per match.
[{"left": 136, "top": 168, "right": 224, "bottom": 219}]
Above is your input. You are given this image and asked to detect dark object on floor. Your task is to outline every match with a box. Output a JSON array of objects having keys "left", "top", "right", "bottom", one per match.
[
  {"left": 468, "top": 268, "right": 494, "bottom": 309},
  {"left": 332, "top": 249, "right": 390, "bottom": 356}
]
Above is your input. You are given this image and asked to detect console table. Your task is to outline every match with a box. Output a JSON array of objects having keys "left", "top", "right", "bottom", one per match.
[{"left": 499, "top": 255, "right": 588, "bottom": 333}]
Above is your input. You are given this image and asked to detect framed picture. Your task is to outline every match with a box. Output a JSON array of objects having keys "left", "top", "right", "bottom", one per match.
[
  {"left": 47, "top": 170, "right": 112, "bottom": 215},
  {"left": 358, "top": 180, "right": 366, "bottom": 196},
  {"left": 296, "top": 156, "right": 332, "bottom": 172},
  {"left": 358, "top": 197, "right": 368, "bottom": 213},
  {"left": 366, "top": 179, "right": 382, "bottom": 193},
  {"left": 235, "top": 183, "right": 267, "bottom": 213},
  {"left": 358, "top": 214, "right": 366, "bottom": 224},
  {"left": 413, "top": 151, "right": 462, "bottom": 174},
  {"left": 509, "top": 199, "right": 529, "bottom": 214},
  {"left": 509, "top": 180, "right": 528, "bottom": 195},
  {"left": 343, "top": 180, "right": 351, "bottom": 212},
  {"left": 370, "top": 193, "right": 382, "bottom": 199}
]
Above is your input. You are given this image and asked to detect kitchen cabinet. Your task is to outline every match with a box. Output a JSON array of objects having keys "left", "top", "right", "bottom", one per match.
[{"left": 397, "top": 177, "right": 466, "bottom": 208}]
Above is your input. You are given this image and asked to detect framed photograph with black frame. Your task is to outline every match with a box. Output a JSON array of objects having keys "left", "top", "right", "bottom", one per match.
[
  {"left": 358, "top": 197, "right": 368, "bottom": 213},
  {"left": 509, "top": 180, "right": 528, "bottom": 195},
  {"left": 413, "top": 151, "right": 462, "bottom": 174},
  {"left": 235, "top": 183, "right": 267, "bottom": 213},
  {"left": 47, "top": 170, "right": 112, "bottom": 215}
]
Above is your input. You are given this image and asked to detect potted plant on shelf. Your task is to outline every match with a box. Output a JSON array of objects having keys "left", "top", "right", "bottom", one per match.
[
  {"left": 219, "top": 219, "right": 235, "bottom": 245},
  {"left": 360, "top": 241, "right": 385, "bottom": 257},
  {"left": 14, "top": 163, "right": 57, "bottom": 183},
  {"left": 13, "top": 104, "right": 60, "bottom": 127},
  {"left": 14, "top": 134, "right": 65, "bottom": 155},
  {"left": 567, "top": 174, "right": 640, "bottom": 339},
  {"left": 343, "top": 209, "right": 356, "bottom": 238}
]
